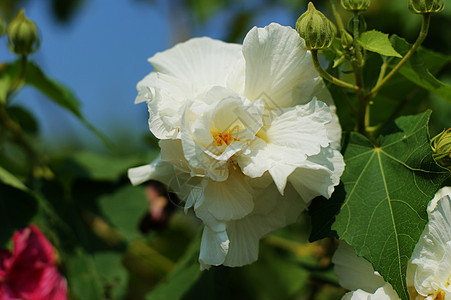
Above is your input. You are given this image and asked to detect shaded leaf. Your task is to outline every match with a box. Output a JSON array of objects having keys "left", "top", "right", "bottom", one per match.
[
  {"left": 332, "top": 111, "right": 449, "bottom": 299},
  {"left": 390, "top": 35, "right": 451, "bottom": 102},
  {"left": 66, "top": 251, "right": 105, "bottom": 300},
  {"left": 0, "top": 183, "right": 38, "bottom": 247},
  {"left": 99, "top": 185, "right": 148, "bottom": 242},
  {"left": 0, "top": 166, "right": 28, "bottom": 191},
  {"left": 358, "top": 30, "right": 402, "bottom": 57}
]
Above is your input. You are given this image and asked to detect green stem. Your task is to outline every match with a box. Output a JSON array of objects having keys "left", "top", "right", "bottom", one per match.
[
  {"left": 330, "top": 0, "right": 345, "bottom": 33},
  {"left": 311, "top": 50, "right": 358, "bottom": 91},
  {"left": 370, "top": 14, "right": 431, "bottom": 97},
  {"left": 6, "top": 55, "right": 28, "bottom": 103},
  {"left": 351, "top": 13, "right": 368, "bottom": 135}
]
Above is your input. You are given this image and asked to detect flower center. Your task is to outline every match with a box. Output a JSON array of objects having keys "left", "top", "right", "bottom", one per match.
[
  {"left": 211, "top": 129, "right": 239, "bottom": 147},
  {"left": 433, "top": 290, "right": 446, "bottom": 300}
]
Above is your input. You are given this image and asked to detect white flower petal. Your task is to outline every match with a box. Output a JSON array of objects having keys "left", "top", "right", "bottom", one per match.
[
  {"left": 149, "top": 37, "right": 242, "bottom": 94},
  {"left": 223, "top": 183, "right": 305, "bottom": 267},
  {"left": 195, "top": 168, "right": 254, "bottom": 222},
  {"left": 289, "top": 147, "right": 344, "bottom": 201},
  {"left": 333, "top": 242, "right": 387, "bottom": 294},
  {"left": 242, "top": 23, "right": 309, "bottom": 109},
  {"left": 411, "top": 191, "right": 451, "bottom": 297},
  {"left": 127, "top": 156, "right": 174, "bottom": 186},
  {"left": 181, "top": 86, "right": 264, "bottom": 181},
  {"left": 341, "top": 284, "right": 400, "bottom": 300},
  {"left": 237, "top": 100, "right": 340, "bottom": 197},
  {"left": 199, "top": 226, "right": 230, "bottom": 270}
]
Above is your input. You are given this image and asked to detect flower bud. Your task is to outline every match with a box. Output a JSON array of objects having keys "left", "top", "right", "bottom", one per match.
[
  {"left": 340, "top": 29, "right": 354, "bottom": 49},
  {"left": 408, "top": 0, "right": 445, "bottom": 14},
  {"left": 7, "top": 9, "right": 40, "bottom": 55},
  {"left": 431, "top": 129, "right": 451, "bottom": 170},
  {"left": 296, "top": 2, "right": 337, "bottom": 50},
  {"left": 341, "top": 0, "right": 370, "bottom": 12}
]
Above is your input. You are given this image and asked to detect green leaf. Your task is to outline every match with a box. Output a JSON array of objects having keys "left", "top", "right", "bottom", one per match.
[
  {"left": 92, "top": 251, "right": 128, "bottom": 300},
  {"left": 390, "top": 35, "right": 451, "bottom": 102},
  {"left": 0, "top": 183, "right": 38, "bottom": 246},
  {"left": 358, "top": 30, "right": 402, "bottom": 58},
  {"left": 146, "top": 233, "right": 202, "bottom": 300},
  {"left": 0, "top": 166, "right": 28, "bottom": 191},
  {"left": 0, "top": 63, "right": 18, "bottom": 104},
  {"left": 23, "top": 61, "right": 112, "bottom": 147},
  {"left": 332, "top": 111, "right": 449, "bottom": 299},
  {"left": 66, "top": 251, "right": 105, "bottom": 300},
  {"left": 6, "top": 105, "right": 39, "bottom": 135},
  {"left": 99, "top": 185, "right": 148, "bottom": 242}
]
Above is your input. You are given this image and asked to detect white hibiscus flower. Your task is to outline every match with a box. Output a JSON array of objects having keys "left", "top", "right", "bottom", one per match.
[
  {"left": 129, "top": 23, "right": 344, "bottom": 269},
  {"left": 332, "top": 187, "right": 451, "bottom": 300}
]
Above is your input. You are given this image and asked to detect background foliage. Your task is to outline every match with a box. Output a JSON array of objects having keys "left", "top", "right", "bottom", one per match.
[{"left": 0, "top": 0, "right": 450, "bottom": 299}]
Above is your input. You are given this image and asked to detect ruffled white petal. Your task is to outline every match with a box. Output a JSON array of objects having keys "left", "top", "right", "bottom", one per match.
[
  {"left": 181, "top": 86, "right": 264, "bottom": 181},
  {"left": 289, "top": 146, "right": 344, "bottom": 201},
  {"left": 237, "top": 99, "right": 341, "bottom": 197},
  {"left": 149, "top": 37, "right": 242, "bottom": 93},
  {"left": 411, "top": 189, "right": 451, "bottom": 298},
  {"left": 139, "top": 38, "right": 242, "bottom": 138},
  {"left": 242, "top": 23, "right": 309, "bottom": 109}
]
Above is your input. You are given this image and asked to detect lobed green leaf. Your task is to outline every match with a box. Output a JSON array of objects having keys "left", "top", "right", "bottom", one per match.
[{"left": 332, "top": 111, "right": 449, "bottom": 299}]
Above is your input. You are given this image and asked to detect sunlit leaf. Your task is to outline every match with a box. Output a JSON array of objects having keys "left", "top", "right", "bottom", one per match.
[{"left": 358, "top": 30, "right": 402, "bottom": 58}]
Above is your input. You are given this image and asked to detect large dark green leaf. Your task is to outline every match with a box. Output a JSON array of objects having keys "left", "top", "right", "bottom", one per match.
[{"left": 332, "top": 111, "right": 449, "bottom": 299}]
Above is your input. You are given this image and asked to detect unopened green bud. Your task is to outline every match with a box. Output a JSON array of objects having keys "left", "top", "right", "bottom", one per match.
[
  {"left": 296, "top": 2, "right": 337, "bottom": 50},
  {"left": 7, "top": 9, "right": 40, "bottom": 55},
  {"left": 340, "top": 29, "right": 354, "bottom": 49},
  {"left": 341, "top": 0, "right": 370, "bottom": 12},
  {"left": 408, "top": 0, "right": 445, "bottom": 14},
  {"left": 431, "top": 129, "right": 451, "bottom": 170}
]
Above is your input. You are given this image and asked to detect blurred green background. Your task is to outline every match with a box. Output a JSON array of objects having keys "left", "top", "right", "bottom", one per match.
[{"left": 0, "top": 0, "right": 450, "bottom": 299}]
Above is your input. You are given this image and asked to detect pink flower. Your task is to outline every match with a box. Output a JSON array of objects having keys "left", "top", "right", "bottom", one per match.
[{"left": 0, "top": 225, "right": 68, "bottom": 300}]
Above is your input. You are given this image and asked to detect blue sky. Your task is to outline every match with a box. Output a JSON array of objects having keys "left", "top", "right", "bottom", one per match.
[{"left": 3, "top": 0, "right": 295, "bottom": 152}]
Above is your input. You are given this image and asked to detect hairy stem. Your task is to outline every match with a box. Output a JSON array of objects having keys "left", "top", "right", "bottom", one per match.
[
  {"left": 370, "top": 14, "right": 431, "bottom": 97},
  {"left": 311, "top": 50, "right": 358, "bottom": 91}
]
